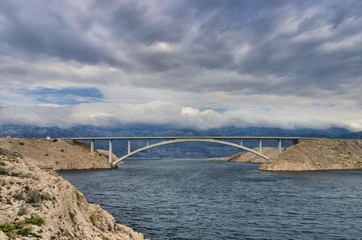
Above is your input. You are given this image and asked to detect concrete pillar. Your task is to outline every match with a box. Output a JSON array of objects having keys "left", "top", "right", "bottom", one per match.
[
  {"left": 90, "top": 140, "right": 95, "bottom": 155},
  {"left": 259, "top": 139, "right": 263, "bottom": 154},
  {"left": 278, "top": 139, "right": 282, "bottom": 153},
  {"left": 240, "top": 139, "right": 243, "bottom": 146},
  {"left": 146, "top": 140, "right": 149, "bottom": 146},
  {"left": 128, "top": 139, "right": 131, "bottom": 154},
  {"left": 108, "top": 139, "right": 113, "bottom": 166}
]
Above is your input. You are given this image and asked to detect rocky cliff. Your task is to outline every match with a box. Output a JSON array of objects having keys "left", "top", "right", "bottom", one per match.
[
  {"left": 258, "top": 139, "right": 362, "bottom": 171},
  {"left": 0, "top": 137, "right": 118, "bottom": 170},
  {"left": 0, "top": 148, "right": 145, "bottom": 240}
]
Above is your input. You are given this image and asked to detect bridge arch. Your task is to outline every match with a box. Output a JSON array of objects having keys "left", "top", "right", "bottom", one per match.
[{"left": 112, "top": 138, "right": 268, "bottom": 166}]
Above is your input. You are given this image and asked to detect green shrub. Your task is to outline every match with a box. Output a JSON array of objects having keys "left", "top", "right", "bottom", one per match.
[
  {"left": 25, "top": 190, "right": 52, "bottom": 204},
  {"left": 0, "top": 222, "right": 16, "bottom": 235},
  {"left": 0, "top": 167, "right": 8, "bottom": 175},
  {"left": 13, "top": 192, "right": 24, "bottom": 200},
  {"left": 17, "top": 206, "right": 27, "bottom": 216},
  {"left": 69, "top": 211, "right": 76, "bottom": 223},
  {"left": 26, "top": 215, "right": 44, "bottom": 226},
  {"left": 0, "top": 178, "right": 5, "bottom": 186},
  {"left": 16, "top": 227, "right": 31, "bottom": 236},
  {"left": 0, "top": 222, "right": 40, "bottom": 238},
  {"left": 75, "top": 190, "right": 83, "bottom": 201}
]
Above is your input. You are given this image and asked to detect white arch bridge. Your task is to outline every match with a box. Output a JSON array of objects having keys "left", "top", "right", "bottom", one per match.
[{"left": 62, "top": 136, "right": 308, "bottom": 167}]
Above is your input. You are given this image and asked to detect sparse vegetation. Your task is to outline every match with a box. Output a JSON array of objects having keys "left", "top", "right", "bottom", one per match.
[
  {"left": 90, "top": 214, "right": 97, "bottom": 226},
  {"left": 0, "top": 166, "right": 8, "bottom": 175},
  {"left": 0, "top": 138, "right": 145, "bottom": 240},
  {"left": 0, "top": 222, "right": 41, "bottom": 238},
  {"left": 69, "top": 210, "right": 76, "bottom": 223},
  {"left": 17, "top": 206, "right": 27, "bottom": 216},
  {"left": 17, "top": 226, "right": 41, "bottom": 238},
  {"left": 13, "top": 192, "right": 24, "bottom": 200},
  {"left": 75, "top": 189, "right": 83, "bottom": 202},
  {"left": 26, "top": 215, "right": 45, "bottom": 226},
  {"left": 0, "top": 177, "right": 5, "bottom": 186},
  {"left": 25, "top": 189, "right": 52, "bottom": 204}
]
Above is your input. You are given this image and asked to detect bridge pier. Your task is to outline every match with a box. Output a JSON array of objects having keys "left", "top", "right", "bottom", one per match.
[
  {"left": 259, "top": 139, "right": 263, "bottom": 154},
  {"left": 90, "top": 140, "right": 95, "bottom": 155},
  {"left": 128, "top": 139, "right": 131, "bottom": 154},
  {"left": 109, "top": 139, "right": 113, "bottom": 166},
  {"left": 278, "top": 139, "right": 282, "bottom": 153},
  {"left": 240, "top": 139, "right": 243, "bottom": 146}
]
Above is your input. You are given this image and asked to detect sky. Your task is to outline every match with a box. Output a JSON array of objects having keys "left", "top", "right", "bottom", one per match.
[{"left": 0, "top": 0, "right": 362, "bottom": 131}]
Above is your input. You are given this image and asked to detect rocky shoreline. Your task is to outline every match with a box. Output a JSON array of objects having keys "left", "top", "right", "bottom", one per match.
[
  {"left": 0, "top": 139, "right": 145, "bottom": 239},
  {"left": 259, "top": 139, "right": 362, "bottom": 171},
  {"left": 210, "top": 147, "right": 283, "bottom": 164},
  {"left": 215, "top": 139, "right": 362, "bottom": 171}
]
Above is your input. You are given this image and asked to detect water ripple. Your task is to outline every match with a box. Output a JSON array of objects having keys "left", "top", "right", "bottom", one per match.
[{"left": 60, "top": 159, "right": 362, "bottom": 240}]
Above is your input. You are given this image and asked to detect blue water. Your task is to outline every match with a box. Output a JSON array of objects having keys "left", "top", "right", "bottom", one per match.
[{"left": 60, "top": 159, "right": 362, "bottom": 240}]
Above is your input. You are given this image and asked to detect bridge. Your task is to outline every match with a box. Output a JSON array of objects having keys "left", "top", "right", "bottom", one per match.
[{"left": 62, "top": 136, "right": 309, "bottom": 167}]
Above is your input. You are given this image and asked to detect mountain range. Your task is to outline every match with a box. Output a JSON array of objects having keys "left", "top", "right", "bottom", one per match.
[{"left": 1, "top": 124, "right": 361, "bottom": 158}]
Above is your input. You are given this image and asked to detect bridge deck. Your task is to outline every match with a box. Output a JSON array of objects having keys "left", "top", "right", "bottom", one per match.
[{"left": 62, "top": 136, "right": 316, "bottom": 141}]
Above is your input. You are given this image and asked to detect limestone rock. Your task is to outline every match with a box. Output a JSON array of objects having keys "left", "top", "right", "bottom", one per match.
[
  {"left": 258, "top": 139, "right": 362, "bottom": 171},
  {"left": 0, "top": 138, "right": 120, "bottom": 170},
  {"left": 0, "top": 148, "right": 145, "bottom": 240}
]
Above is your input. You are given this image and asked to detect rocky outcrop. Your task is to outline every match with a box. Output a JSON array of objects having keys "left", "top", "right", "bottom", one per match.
[
  {"left": 258, "top": 139, "right": 362, "bottom": 171},
  {"left": 0, "top": 148, "right": 145, "bottom": 240},
  {"left": 0, "top": 137, "right": 118, "bottom": 170},
  {"left": 211, "top": 147, "right": 283, "bottom": 163}
]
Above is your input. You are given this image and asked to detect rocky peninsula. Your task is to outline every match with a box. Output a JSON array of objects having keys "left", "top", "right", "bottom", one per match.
[
  {"left": 0, "top": 138, "right": 145, "bottom": 239},
  {"left": 0, "top": 137, "right": 116, "bottom": 170},
  {"left": 217, "top": 139, "right": 362, "bottom": 171},
  {"left": 259, "top": 139, "right": 362, "bottom": 171}
]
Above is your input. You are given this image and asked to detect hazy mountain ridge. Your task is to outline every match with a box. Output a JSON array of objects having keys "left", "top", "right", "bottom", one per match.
[
  {"left": 0, "top": 125, "right": 359, "bottom": 159},
  {"left": 0, "top": 125, "right": 355, "bottom": 138}
]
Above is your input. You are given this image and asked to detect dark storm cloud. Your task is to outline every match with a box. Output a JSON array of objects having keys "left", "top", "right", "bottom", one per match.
[
  {"left": 0, "top": 0, "right": 120, "bottom": 65},
  {"left": 109, "top": 2, "right": 185, "bottom": 44},
  {"left": 2, "top": 0, "right": 361, "bottom": 96}
]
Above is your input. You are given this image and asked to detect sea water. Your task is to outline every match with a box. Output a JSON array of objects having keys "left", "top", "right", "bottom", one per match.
[{"left": 60, "top": 159, "right": 362, "bottom": 240}]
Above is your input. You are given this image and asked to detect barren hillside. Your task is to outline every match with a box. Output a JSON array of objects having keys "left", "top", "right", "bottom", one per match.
[
  {"left": 0, "top": 148, "right": 145, "bottom": 240},
  {"left": 0, "top": 137, "right": 118, "bottom": 170},
  {"left": 259, "top": 139, "right": 362, "bottom": 171}
]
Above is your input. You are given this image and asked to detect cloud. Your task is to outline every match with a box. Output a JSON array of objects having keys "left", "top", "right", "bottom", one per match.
[
  {"left": 0, "top": 99, "right": 361, "bottom": 131},
  {"left": 0, "top": 0, "right": 361, "bottom": 131}
]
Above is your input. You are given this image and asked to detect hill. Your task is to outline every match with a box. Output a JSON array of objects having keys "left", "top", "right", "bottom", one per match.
[
  {"left": 0, "top": 148, "right": 144, "bottom": 239},
  {"left": 258, "top": 139, "right": 362, "bottom": 171},
  {"left": 0, "top": 137, "right": 116, "bottom": 170}
]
